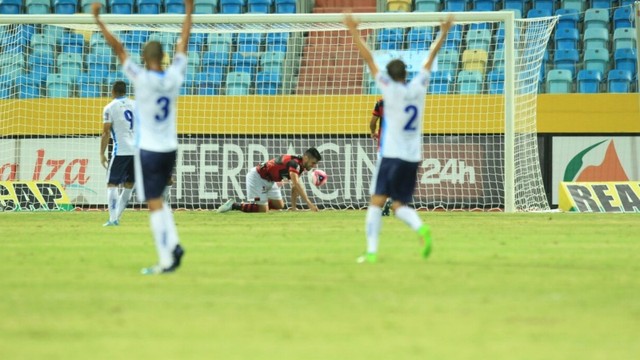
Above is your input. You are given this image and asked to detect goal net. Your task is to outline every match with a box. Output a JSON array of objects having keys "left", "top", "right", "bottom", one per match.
[{"left": 0, "top": 12, "right": 556, "bottom": 212}]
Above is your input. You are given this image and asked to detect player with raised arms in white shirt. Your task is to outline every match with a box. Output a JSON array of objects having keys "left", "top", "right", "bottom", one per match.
[
  {"left": 100, "top": 80, "right": 136, "bottom": 227},
  {"left": 93, "top": 0, "right": 193, "bottom": 274},
  {"left": 344, "top": 12, "right": 454, "bottom": 264}
]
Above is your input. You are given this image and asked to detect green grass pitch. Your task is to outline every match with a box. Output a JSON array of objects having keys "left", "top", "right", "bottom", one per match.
[{"left": 1, "top": 210, "right": 639, "bottom": 359}]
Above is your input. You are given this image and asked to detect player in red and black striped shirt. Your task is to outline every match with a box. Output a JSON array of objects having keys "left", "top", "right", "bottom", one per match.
[
  {"left": 370, "top": 99, "right": 392, "bottom": 216},
  {"left": 217, "top": 148, "right": 322, "bottom": 213}
]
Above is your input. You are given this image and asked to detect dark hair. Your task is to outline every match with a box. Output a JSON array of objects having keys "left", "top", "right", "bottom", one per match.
[
  {"left": 112, "top": 80, "right": 127, "bottom": 96},
  {"left": 143, "top": 40, "right": 164, "bottom": 64},
  {"left": 305, "top": 147, "right": 322, "bottom": 161},
  {"left": 386, "top": 59, "right": 407, "bottom": 82}
]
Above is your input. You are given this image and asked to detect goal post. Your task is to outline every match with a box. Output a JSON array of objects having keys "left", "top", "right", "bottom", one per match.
[{"left": 0, "top": 12, "right": 556, "bottom": 212}]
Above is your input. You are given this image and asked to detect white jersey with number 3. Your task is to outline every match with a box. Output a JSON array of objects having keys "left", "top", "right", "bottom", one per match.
[
  {"left": 103, "top": 97, "right": 136, "bottom": 156},
  {"left": 375, "top": 69, "right": 430, "bottom": 162},
  {"left": 123, "top": 53, "right": 187, "bottom": 152}
]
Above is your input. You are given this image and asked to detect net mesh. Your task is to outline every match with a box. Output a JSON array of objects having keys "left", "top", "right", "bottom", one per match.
[{"left": 0, "top": 13, "right": 556, "bottom": 211}]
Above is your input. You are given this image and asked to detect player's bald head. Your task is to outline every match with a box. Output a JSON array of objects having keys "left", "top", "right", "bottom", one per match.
[
  {"left": 387, "top": 59, "right": 407, "bottom": 83},
  {"left": 143, "top": 41, "right": 164, "bottom": 67}
]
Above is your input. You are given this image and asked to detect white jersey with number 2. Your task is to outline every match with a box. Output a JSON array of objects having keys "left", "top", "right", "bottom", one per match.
[
  {"left": 375, "top": 69, "right": 430, "bottom": 163},
  {"left": 123, "top": 53, "right": 187, "bottom": 152},
  {"left": 103, "top": 97, "right": 136, "bottom": 156}
]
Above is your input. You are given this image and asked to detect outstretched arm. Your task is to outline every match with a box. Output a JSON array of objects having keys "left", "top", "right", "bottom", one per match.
[
  {"left": 92, "top": 3, "right": 128, "bottom": 65},
  {"left": 343, "top": 13, "right": 378, "bottom": 77},
  {"left": 424, "top": 15, "right": 455, "bottom": 72},
  {"left": 175, "top": 0, "right": 194, "bottom": 55}
]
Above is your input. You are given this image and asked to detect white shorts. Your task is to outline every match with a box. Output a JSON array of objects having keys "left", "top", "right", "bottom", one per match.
[{"left": 246, "top": 167, "right": 282, "bottom": 205}]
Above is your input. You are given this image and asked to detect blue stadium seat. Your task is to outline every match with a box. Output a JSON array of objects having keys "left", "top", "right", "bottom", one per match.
[
  {"left": 110, "top": 0, "right": 134, "bottom": 14},
  {"left": 487, "top": 70, "right": 504, "bottom": 94},
  {"left": 54, "top": 0, "right": 77, "bottom": 13},
  {"left": 0, "top": 74, "right": 13, "bottom": 99},
  {"left": 608, "top": 70, "right": 633, "bottom": 93},
  {"left": 187, "top": 52, "right": 201, "bottom": 73},
  {"left": 621, "top": 0, "right": 635, "bottom": 6},
  {"left": 583, "top": 28, "right": 609, "bottom": 51},
  {"left": 225, "top": 71, "right": 251, "bottom": 95},
  {"left": 77, "top": 73, "right": 103, "bottom": 97},
  {"left": 492, "top": 48, "right": 504, "bottom": 71},
  {"left": 377, "top": 28, "right": 404, "bottom": 50},
  {"left": 194, "top": 0, "right": 217, "bottom": 13},
  {"left": 613, "top": 28, "right": 636, "bottom": 51},
  {"left": 19, "top": 74, "right": 43, "bottom": 98},
  {"left": 255, "top": 72, "right": 281, "bottom": 95},
  {"left": 30, "top": 34, "right": 56, "bottom": 57},
  {"left": 428, "top": 70, "right": 453, "bottom": 94},
  {"left": 0, "top": 0, "right": 23, "bottom": 13},
  {"left": 237, "top": 33, "right": 263, "bottom": 54},
  {"left": 82, "top": 0, "right": 105, "bottom": 13},
  {"left": 555, "top": 8, "right": 579, "bottom": 30},
  {"left": 0, "top": 53, "right": 24, "bottom": 76},
  {"left": 471, "top": 0, "right": 498, "bottom": 11},
  {"left": 456, "top": 70, "right": 483, "bottom": 94},
  {"left": 590, "top": 0, "right": 612, "bottom": 9},
  {"left": 260, "top": 51, "right": 284, "bottom": 73},
  {"left": 443, "top": 0, "right": 465, "bottom": 11},
  {"left": 577, "top": 70, "right": 602, "bottom": 94},
  {"left": 614, "top": 48, "right": 637, "bottom": 76},
  {"left": 26, "top": 0, "right": 51, "bottom": 15},
  {"left": 28, "top": 53, "right": 54, "bottom": 81},
  {"left": 613, "top": 7, "right": 633, "bottom": 30},
  {"left": 46, "top": 74, "right": 74, "bottom": 98},
  {"left": 527, "top": 8, "right": 552, "bottom": 18},
  {"left": 247, "top": 0, "right": 270, "bottom": 13},
  {"left": 60, "top": 32, "right": 85, "bottom": 54},
  {"left": 86, "top": 53, "right": 112, "bottom": 80},
  {"left": 219, "top": 0, "right": 242, "bottom": 14},
  {"left": 188, "top": 33, "right": 207, "bottom": 53},
  {"left": 193, "top": 72, "right": 223, "bottom": 95},
  {"left": 555, "top": 28, "right": 579, "bottom": 50},
  {"left": 583, "top": 48, "right": 609, "bottom": 76},
  {"left": 137, "top": 0, "right": 161, "bottom": 14},
  {"left": 531, "top": 0, "right": 553, "bottom": 13},
  {"left": 231, "top": 52, "right": 258, "bottom": 75},
  {"left": 407, "top": 27, "right": 433, "bottom": 51},
  {"left": 583, "top": 8, "right": 609, "bottom": 32},
  {"left": 165, "top": 0, "right": 184, "bottom": 13},
  {"left": 414, "top": 0, "right": 440, "bottom": 12},
  {"left": 207, "top": 33, "right": 232, "bottom": 53},
  {"left": 546, "top": 69, "right": 572, "bottom": 93},
  {"left": 465, "top": 29, "right": 491, "bottom": 52},
  {"left": 265, "top": 32, "right": 288, "bottom": 53},
  {"left": 561, "top": 0, "right": 584, "bottom": 13},
  {"left": 503, "top": 0, "right": 525, "bottom": 15},
  {"left": 201, "top": 51, "right": 228, "bottom": 72},
  {"left": 493, "top": 24, "right": 521, "bottom": 50},
  {"left": 274, "top": 0, "right": 294, "bottom": 13},
  {"left": 57, "top": 53, "right": 83, "bottom": 79},
  {"left": 437, "top": 48, "right": 459, "bottom": 73},
  {"left": 553, "top": 49, "right": 579, "bottom": 77}
]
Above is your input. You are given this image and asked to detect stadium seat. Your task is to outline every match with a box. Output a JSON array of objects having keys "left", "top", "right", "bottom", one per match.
[
  {"left": 82, "top": 0, "right": 105, "bottom": 13},
  {"left": 546, "top": 69, "right": 572, "bottom": 93},
  {"left": 554, "top": 8, "right": 579, "bottom": 30},
  {"left": 57, "top": 53, "right": 83, "bottom": 78},
  {"left": 28, "top": 53, "right": 54, "bottom": 81},
  {"left": 492, "top": 48, "right": 504, "bottom": 71},
  {"left": 487, "top": 70, "right": 504, "bottom": 94},
  {"left": 30, "top": 34, "right": 56, "bottom": 57},
  {"left": 193, "top": 72, "right": 223, "bottom": 95},
  {"left": 621, "top": 0, "right": 635, "bottom": 6},
  {"left": 577, "top": 70, "right": 602, "bottom": 94},
  {"left": 77, "top": 73, "right": 103, "bottom": 97},
  {"left": 493, "top": 24, "right": 521, "bottom": 49},
  {"left": 608, "top": 70, "right": 633, "bottom": 93},
  {"left": 46, "top": 74, "right": 74, "bottom": 98},
  {"left": 527, "top": 8, "right": 551, "bottom": 18},
  {"left": 60, "top": 32, "right": 85, "bottom": 54},
  {"left": 583, "top": 48, "right": 610, "bottom": 76},
  {"left": 54, "top": 0, "right": 77, "bottom": 14},
  {"left": 590, "top": 0, "right": 612, "bottom": 8},
  {"left": 0, "top": 74, "right": 12, "bottom": 99},
  {"left": 471, "top": 0, "right": 498, "bottom": 11},
  {"left": 386, "top": 0, "right": 411, "bottom": 12},
  {"left": 443, "top": 0, "right": 466, "bottom": 11},
  {"left": 225, "top": 71, "right": 251, "bottom": 95},
  {"left": 231, "top": 52, "right": 259, "bottom": 75},
  {"left": 437, "top": 48, "right": 459, "bottom": 73},
  {"left": 531, "top": 0, "right": 553, "bottom": 13},
  {"left": 462, "top": 49, "right": 488, "bottom": 75},
  {"left": 583, "top": 9, "right": 609, "bottom": 32},
  {"left": 26, "top": 0, "right": 51, "bottom": 14},
  {"left": 414, "top": 0, "right": 440, "bottom": 12},
  {"left": 187, "top": 52, "right": 201, "bottom": 73},
  {"left": 377, "top": 28, "right": 404, "bottom": 50},
  {"left": 274, "top": 0, "right": 294, "bottom": 13},
  {"left": 85, "top": 53, "right": 112, "bottom": 80},
  {"left": 613, "top": 28, "right": 637, "bottom": 51},
  {"left": 407, "top": 27, "right": 433, "bottom": 51},
  {"left": 255, "top": 72, "right": 281, "bottom": 95},
  {"left": 219, "top": 0, "right": 242, "bottom": 13},
  {"left": 456, "top": 70, "right": 483, "bottom": 94},
  {"left": 429, "top": 70, "right": 454, "bottom": 94},
  {"left": 247, "top": 0, "right": 270, "bottom": 13},
  {"left": 554, "top": 27, "right": 579, "bottom": 51},
  {"left": 441, "top": 25, "right": 463, "bottom": 50},
  {"left": 201, "top": 51, "right": 229, "bottom": 73},
  {"left": 553, "top": 49, "right": 579, "bottom": 77},
  {"left": 194, "top": 0, "right": 217, "bottom": 13},
  {"left": 0, "top": 0, "right": 23, "bottom": 14},
  {"left": 260, "top": 51, "right": 284, "bottom": 74},
  {"left": 110, "top": 0, "right": 134, "bottom": 14},
  {"left": 237, "top": 33, "right": 263, "bottom": 54},
  {"left": 613, "top": 7, "right": 633, "bottom": 30},
  {"left": 614, "top": 48, "right": 637, "bottom": 76},
  {"left": 188, "top": 33, "right": 207, "bottom": 53},
  {"left": 165, "top": 0, "right": 185, "bottom": 13},
  {"left": 137, "top": 0, "right": 161, "bottom": 14},
  {"left": 503, "top": 0, "right": 525, "bottom": 15},
  {"left": 583, "top": 28, "right": 609, "bottom": 51},
  {"left": 465, "top": 29, "right": 491, "bottom": 52},
  {"left": 19, "top": 74, "right": 43, "bottom": 98},
  {"left": 265, "top": 32, "right": 288, "bottom": 53},
  {"left": 0, "top": 53, "right": 24, "bottom": 76},
  {"left": 207, "top": 33, "right": 232, "bottom": 53},
  {"left": 560, "top": 0, "right": 584, "bottom": 13}
]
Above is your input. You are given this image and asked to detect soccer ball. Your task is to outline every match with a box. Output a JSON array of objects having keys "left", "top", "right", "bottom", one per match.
[{"left": 312, "top": 169, "right": 328, "bottom": 187}]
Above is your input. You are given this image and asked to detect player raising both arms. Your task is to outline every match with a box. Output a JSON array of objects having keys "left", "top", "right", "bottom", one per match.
[
  {"left": 217, "top": 148, "right": 322, "bottom": 213},
  {"left": 344, "top": 12, "right": 455, "bottom": 263},
  {"left": 93, "top": 0, "right": 193, "bottom": 274}
]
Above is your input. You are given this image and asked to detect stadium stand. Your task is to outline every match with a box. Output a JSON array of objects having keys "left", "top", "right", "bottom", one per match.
[
  {"left": 255, "top": 71, "right": 281, "bottom": 94},
  {"left": 0, "top": 0, "right": 23, "bottom": 14},
  {"left": 248, "top": 0, "right": 271, "bottom": 13},
  {"left": 165, "top": 0, "right": 186, "bottom": 13},
  {"left": 546, "top": 69, "right": 573, "bottom": 93},
  {"left": 429, "top": 70, "right": 454, "bottom": 94},
  {"left": 54, "top": 0, "right": 77, "bottom": 14},
  {"left": 77, "top": 73, "right": 104, "bottom": 97},
  {"left": 26, "top": 0, "right": 51, "bottom": 14},
  {"left": 583, "top": 28, "right": 609, "bottom": 51},
  {"left": 275, "top": 0, "right": 295, "bottom": 13},
  {"left": 583, "top": 48, "right": 610, "bottom": 75},
  {"left": 555, "top": 27, "right": 579, "bottom": 51},
  {"left": 407, "top": 27, "right": 433, "bottom": 50},
  {"left": 414, "top": 0, "right": 439, "bottom": 12},
  {"left": 614, "top": 48, "right": 637, "bottom": 75},
  {"left": 194, "top": 0, "right": 217, "bottom": 13},
  {"left": 226, "top": 71, "right": 252, "bottom": 95},
  {"left": 577, "top": 69, "right": 602, "bottom": 93},
  {"left": 613, "top": 27, "right": 637, "bottom": 51},
  {"left": 487, "top": 70, "right": 504, "bottom": 94},
  {"left": 456, "top": 70, "right": 483, "bottom": 94},
  {"left": 584, "top": 8, "right": 609, "bottom": 31},
  {"left": 46, "top": 73, "right": 74, "bottom": 98},
  {"left": 137, "top": 0, "right": 161, "bottom": 14},
  {"left": 110, "top": 0, "right": 134, "bottom": 14},
  {"left": 608, "top": 69, "right": 633, "bottom": 93},
  {"left": 613, "top": 7, "right": 633, "bottom": 30},
  {"left": 219, "top": 0, "right": 243, "bottom": 13}
]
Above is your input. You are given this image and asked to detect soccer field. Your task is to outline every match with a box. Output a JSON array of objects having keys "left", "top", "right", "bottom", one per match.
[{"left": 1, "top": 211, "right": 638, "bottom": 360}]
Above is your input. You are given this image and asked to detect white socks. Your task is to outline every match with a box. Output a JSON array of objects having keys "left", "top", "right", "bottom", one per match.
[
  {"left": 116, "top": 188, "right": 133, "bottom": 221},
  {"left": 149, "top": 203, "right": 180, "bottom": 269},
  {"left": 107, "top": 187, "right": 118, "bottom": 222},
  {"left": 394, "top": 206, "right": 423, "bottom": 231},
  {"left": 365, "top": 205, "right": 383, "bottom": 254}
]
